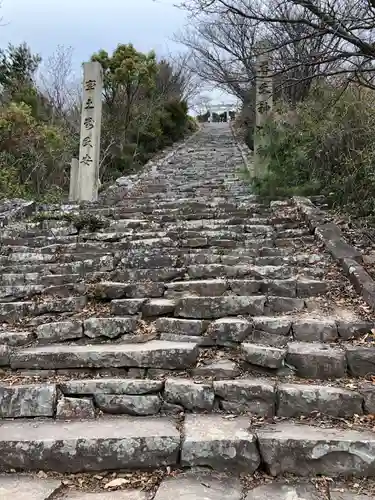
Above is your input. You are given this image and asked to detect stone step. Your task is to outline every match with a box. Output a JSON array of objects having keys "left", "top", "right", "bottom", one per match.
[
  {"left": 8, "top": 340, "right": 199, "bottom": 370},
  {"left": 151, "top": 315, "right": 371, "bottom": 345},
  {"left": 164, "top": 278, "right": 329, "bottom": 298},
  {"left": 92, "top": 278, "right": 329, "bottom": 302},
  {"left": 0, "top": 377, "right": 368, "bottom": 419},
  {"left": 182, "top": 416, "right": 375, "bottom": 476},
  {"left": 3, "top": 330, "right": 374, "bottom": 380},
  {"left": 0, "top": 256, "right": 115, "bottom": 275},
  {"left": 174, "top": 295, "right": 305, "bottom": 318},
  {"left": 153, "top": 470, "right": 243, "bottom": 500},
  {"left": 1, "top": 413, "right": 373, "bottom": 476},
  {"left": 113, "top": 294, "right": 306, "bottom": 318},
  {"left": 0, "top": 296, "right": 87, "bottom": 322},
  {"left": 257, "top": 422, "right": 375, "bottom": 477},
  {"left": 0, "top": 250, "right": 324, "bottom": 285},
  {"left": 34, "top": 317, "right": 138, "bottom": 343},
  {"left": 0, "top": 416, "right": 180, "bottom": 472}
]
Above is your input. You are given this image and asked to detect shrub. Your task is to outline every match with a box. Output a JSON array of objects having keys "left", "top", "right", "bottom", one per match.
[
  {"left": 254, "top": 85, "right": 375, "bottom": 216},
  {"left": 0, "top": 101, "right": 74, "bottom": 199}
]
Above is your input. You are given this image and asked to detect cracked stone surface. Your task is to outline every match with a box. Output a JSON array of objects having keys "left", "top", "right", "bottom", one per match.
[
  {"left": 181, "top": 414, "right": 260, "bottom": 471},
  {"left": 258, "top": 422, "right": 375, "bottom": 476},
  {"left": 0, "top": 416, "right": 180, "bottom": 472},
  {"left": 0, "top": 383, "right": 56, "bottom": 418}
]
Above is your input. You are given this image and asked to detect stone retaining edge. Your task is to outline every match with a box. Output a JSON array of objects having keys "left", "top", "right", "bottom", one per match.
[{"left": 292, "top": 195, "right": 375, "bottom": 311}]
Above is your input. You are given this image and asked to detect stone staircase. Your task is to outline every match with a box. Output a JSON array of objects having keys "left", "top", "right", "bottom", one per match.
[{"left": 0, "top": 124, "right": 374, "bottom": 498}]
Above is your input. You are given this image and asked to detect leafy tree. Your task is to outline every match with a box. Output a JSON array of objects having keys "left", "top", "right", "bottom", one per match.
[
  {"left": 0, "top": 43, "right": 41, "bottom": 91},
  {"left": 92, "top": 44, "right": 157, "bottom": 128}
]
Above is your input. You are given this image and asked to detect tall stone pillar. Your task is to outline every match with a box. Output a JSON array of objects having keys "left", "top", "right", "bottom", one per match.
[
  {"left": 254, "top": 43, "right": 273, "bottom": 179},
  {"left": 77, "top": 61, "right": 103, "bottom": 202}
]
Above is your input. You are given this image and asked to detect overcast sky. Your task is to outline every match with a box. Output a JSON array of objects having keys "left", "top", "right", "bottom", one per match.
[{"left": 1, "top": 0, "right": 235, "bottom": 106}]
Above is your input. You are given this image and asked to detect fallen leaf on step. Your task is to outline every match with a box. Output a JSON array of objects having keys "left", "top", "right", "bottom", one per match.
[{"left": 104, "top": 478, "right": 128, "bottom": 489}]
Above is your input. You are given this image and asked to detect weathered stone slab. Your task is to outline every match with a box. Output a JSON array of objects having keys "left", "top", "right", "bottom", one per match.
[
  {"left": 165, "top": 279, "right": 228, "bottom": 297},
  {"left": 93, "top": 281, "right": 130, "bottom": 300},
  {"left": 154, "top": 317, "right": 208, "bottom": 336},
  {"left": 125, "top": 281, "right": 166, "bottom": 298},
  {"left": 245, "top": 482, "right": 323, "bottom": 500},
  {"left": 121, "top": 249, "right": 177, "bottom": 269},
  {"left": 175, "top": 296, "right": 265, "bottom": 319},
  {"left": 359, "top": 382, "right": 375, "bottom": 413},
  {"left": 0, "top": 345, "right": 10, "bottom": 366},
  {"left": 297, "top": 279, "right": 329, "bottom": 297},
  {"left": 287, "top": 342, "right": 346, "bottom": 379},
  {"left": 207, "top": 317, "right": 252, "bottom": 345},
  {"left": 115, "top": 267, "right": 184, "bottom": 282},
  {"left": 252, "top": 316, "right": 292, "bottom": 335},
  {"left": 94, "top": 394, "right": 161, "bottom": 415},
  {"left": 83, "top": 317, "right": 137, "bottom": 339},
  {"left": 214, "top": 379, "right": 275, "bottom": 416},
  {"left": 267, "top": 296, "right": 305, "bottom": 313},
  {"left": 277, "top": 383, "right": 363, "bottom": 418},
  {"left": 242, "top": 343, "right": 286, "bottom": 369},
  {"left": 33, "top": 296, "right": 87, "bottom": 315},
  {"left": 10, "top": 341, "right": 199, "bottom": 370},
  {"left": 111, "top": 299, "right": 146, "bottom": 315},
  {"left": 229, "top": 279, "right": 262, "bottom": 295},
  {"left": 56, "top": 397, "right": 95, "bottom": 419},
  {"left": 0, "top": 383, "right": 56, "bottom": 418},
  {"left": 159, "top": 333, "right": 213, "bottom": 345},
  {"left": 60, "top": 378, "right": 163, "bottom": 395},
  {"left": 342, "top": 258, "right": 375, "bottom": 310},
  {"left": 257, "top": 422, "right": 375, "bottom": 476},
  {"left": 36, "top": 320, "right": 83, "bottom": 343},
  {"left": 164, "top": 378, "right": 214, "bottom": 411},
  {"left": 187, "top": 264, "right": 250, "bottom": 279},
  {"left": 192, "top": 359, "right": 240, "bottom": 379},
  {"left": 337, "top": 320, "right": 373, "bottom": 340},
  {"left": 181, "top": 414, "right": 260, "bottom": 471},
  {"left": 0, "top": 474, "right": 62, "bottom": 500},
  {"left": 250, "top": 329, "right": 288, "bottom": 347},
  {"left": 346, "top": 347, "right": 375, "bottom": 377},
  {"left": 0, "top": 330, "right": 33, "bottom": 346},
  {"left": 0, "top": 416, "right": 180, "bottom": 472},
  {"left": 262, "top": 279, "right": 296, "bottom": 297},
  {"left": 142, "top": 299, "right": 176, "bottom": 316},
  {"left": 0, "top": 301, "right": 32, "bottom": 322},
  {"left": 292, "top": 318, "right": 338, "bottom": 342},
  {"left": 154, "top": 470, "right": 242, "bottom": 500},
  {"left": 248, "top": 265, "right": 291, "bottom": 279}
]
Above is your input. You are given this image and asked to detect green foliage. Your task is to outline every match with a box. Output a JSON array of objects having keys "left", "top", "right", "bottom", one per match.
[
  {"left": 0, "top": 42, "right": 192, "bottom": 201},
  {"left": 91, "top": 44, "right": 192, "bottom": 181},
  {"left": 253, "top": 85, "right": 375, "bottom": 216},
  {"left": 0, "top": 43, "right": 41, "bottom": 92},
  {"left": 92, "top": 44, "right": 157, "bottom": 111},
  {"left": 0, "top": 101, "right": 73, "bottom": 198}
]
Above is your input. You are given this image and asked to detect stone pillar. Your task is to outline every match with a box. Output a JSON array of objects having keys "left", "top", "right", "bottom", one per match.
[
  {"left": 254, "top": 43, "right": 273, "bottom": 179},
  {"left": 77, "top": 61, "right": 103, "bottom": 202},
  {"left": 69, "top": 158, "right": 79, "bottom": 202}
]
